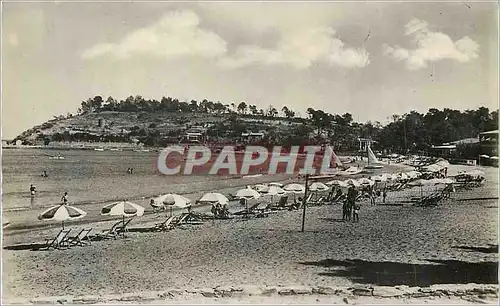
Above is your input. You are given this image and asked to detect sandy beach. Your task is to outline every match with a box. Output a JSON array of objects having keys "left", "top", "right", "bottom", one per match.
[{"left": 2, "top": 164, "right": 498, "bottom": 303}]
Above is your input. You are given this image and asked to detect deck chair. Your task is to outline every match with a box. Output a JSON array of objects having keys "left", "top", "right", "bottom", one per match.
[
  {"left": 67, "top": 228, "right": 92, "bottom": 246},
  {"left": 233, "top": 202, "right": 261, "bottom": 216},
  {"left": 153, "top": 215, "right": 176, "bottom": 231},
  {"left": 41, "top": 228, "right": 72, "bottom": 250},
  {"left": 96, "top": 219, "right": 132, "bottom": 239},
  {"left": 307, "top": 195, "right": 326, "bottom": 206},
  {"left": 271, "top": 196, "right": 289, "bottom": 210},
  {"left": 174, "top": 213, "right": 204, "bottom": 227}
]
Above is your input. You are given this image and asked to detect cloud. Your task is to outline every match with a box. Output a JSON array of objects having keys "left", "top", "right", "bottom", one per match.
[
  {"left": 219, "top": 27, "right": 370, "bottom": 69},
  {"left": 384, "top": 18, "right": 479, "bottom": 70},
  {"left": 82, "top": 10, "right": 227, "bottom": 60}
]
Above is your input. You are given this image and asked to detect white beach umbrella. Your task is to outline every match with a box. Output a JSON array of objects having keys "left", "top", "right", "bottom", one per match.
[
  {"left": 38, "top": 204, "right": 87, "bottom": 229},
  {"left": 154, "top": 193, "right": 192, "bottom": 216},
  {"left": 326, "top": 180, "right": 342, "bottom": 186},
  {"left": 431, "top": 178, "right": 454, "bottom": 185},
  {"left": 269, "top": 182, "right": 284, "bottom": 187},
  {"left": 398, "top": 173, "right": 409, "bottom": 180},
  {"left": 284, "top": 183, "right": 305, "bottom": 193},
  {"left": 155, "top": 194, "right": 191, "bottom": 208},
  {"left": 101, "top": 201, "right": 145, "bottom": 223},
  {"left": 236, "top": 188, "right": 261, "bottom": 200},
  {"left": 309, "top": 182, "right": 330, "bottom": 192},
  {"left": 357, "top": 178, "right": 375, "bottom": 186},
  {"left": 253, "top": 184, "right": 269, "bottom": 192},
  {"left": 345, "top": 179, "right": 361, "bottom": 188},
  {"left": 199, "top": 192, "right": 229, "bottom": 205},
  {"left": 260, "top": 185, "right": 286, "bottom": 196}
]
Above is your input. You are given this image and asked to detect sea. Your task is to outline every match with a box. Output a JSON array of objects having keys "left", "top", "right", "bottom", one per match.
[{"left": 1, "top": 149, "right": 255, "bottom": 212}]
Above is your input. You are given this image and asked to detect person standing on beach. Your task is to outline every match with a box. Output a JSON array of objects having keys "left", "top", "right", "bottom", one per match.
[
  {"left": 382, "top": 188, "right": 387, "bottom": 203},
  {"left": 61, "top": 192, "right": 69, "bottom": 205},
  {"left": 353, "top": 202, "right": 360, "bottom": 222},
  {"left": 30, "top": 184, "right": 37, "bottom": 197},
  {"left": 347, "top": 186, "right": 357, "bottom": 221}
]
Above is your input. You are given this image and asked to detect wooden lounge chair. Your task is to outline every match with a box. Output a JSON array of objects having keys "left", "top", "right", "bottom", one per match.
[
  {"left": 233, "top": 202, "right": 261, "bottom": 216},
  {"left": 41, "top": 229, "right": 72, "bottom": 250},
  {"left": 306, "top": 195, "right": 326, "bottom": 206},
  {"left": 67, "top": 228, "right": 92, "bottom": 246},
  {"left": 96, "top": 219, "right": 132, "bottom": 239},
  {"left": 174, "top": 213, "right": 204, "bottom": 226},
  {"left": 153, "top": 215, "right": 176, "bottom": 231},
  {"left": 271, "top": 196, "right": 289, "bottom": 210}
]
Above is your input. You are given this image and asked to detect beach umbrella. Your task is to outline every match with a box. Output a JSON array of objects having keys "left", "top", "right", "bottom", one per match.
[
  {"left": 155, "top": 194, "right": 191, "bottom": 216},
  {"left": 357, "top": 178, "right": 375, "bottom": 186},
  {"left": 236, "top": 188, "right": 260, "bottom": 213},
  {"left": 101, "top": 201, "right": 145, "bottom": 224},
  {"left": 284, "top": 183, "right": 305, "bottom": 203},
  {"left": 326, "top": 180, "right": 342, "bottom": 186},
  {"left": 156, "top": 194, "right": 191, "bottom": 208},
  {"left": 345, "top": 179, "right": 361, "bottom": 188},
  {"left": 309, "top": 182, "right": 330, "bottom": 192},
  {"left": 199, "top": 192, "right": 229, "bottom": 205},
  {"left": 253, "top": 184, "right": 268, "bottom": 192},
  {"left": 431, "top": 178, "right": 454, "bottom": 185},
  {"left": 38, "top": 204, "right": 87, "bottom": 229},
  {"left": 284, "top": 183, "right": 305, "bottom": 193},
  {"left": 236, "top": 188, "right": 261, "bottom": 200},
  {"left": 260, "top": 185, "right": 286, "bottom": 204},
  {"left": 269, "top": 182, "right": 284, "bottom": 187},
  {"left": 398, "top": 173, "right": 409, "bottom": 180},
  {"left": 260, "top": 185, "right": 286, "bottom": 195}
]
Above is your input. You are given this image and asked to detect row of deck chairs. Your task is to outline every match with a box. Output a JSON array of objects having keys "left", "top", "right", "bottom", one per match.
[
  {"left": 153, "top": 212, "right": 204, "bottom": 231},
  {"left": 412, "top": 192, "right": 444, "bottom": 207},
  {"left": 41, "top": 228, "right": 93, "bottom": 250}
]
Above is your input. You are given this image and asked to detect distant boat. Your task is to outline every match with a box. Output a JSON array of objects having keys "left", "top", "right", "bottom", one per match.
[
  {"left": 133, "top": 149, "right": 149, "bottom": 152},
  {"left": 94, "top": 148, "right": 105, "bottom": 151},
  {"left": 109, "top": 148, "right": 122, "bottom": 151},
  {"left": 365, "top": 145, "right": 384, "bottom": 169}
]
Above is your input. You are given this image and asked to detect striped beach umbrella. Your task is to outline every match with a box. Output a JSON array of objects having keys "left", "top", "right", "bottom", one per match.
[
  {"left": 236, "top": 188, "right": 261, "bottom": 200},
  {"left": 102, "top": 201, "right": 145, "bottom": 223},
  {"left": 154, "top": 194, "right": 192, "bottom": 216},
  {"left": 199, "top": 193, "right": 229, "bottom": 205},
  {"left": 38, "top": 204, "right": 87, "bottom": 229}
]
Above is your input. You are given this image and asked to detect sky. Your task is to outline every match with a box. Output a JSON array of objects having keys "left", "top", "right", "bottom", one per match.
[{"left": 2, "top": 1, "right": 498, "bottom": 139}]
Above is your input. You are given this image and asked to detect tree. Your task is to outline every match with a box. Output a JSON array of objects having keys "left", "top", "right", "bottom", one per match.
[
  {"left": 282, "top": 106, "right": 295, "bottom": 118},
  {"left": 237, "top": 102, "right": 247, "bottom": 114}
]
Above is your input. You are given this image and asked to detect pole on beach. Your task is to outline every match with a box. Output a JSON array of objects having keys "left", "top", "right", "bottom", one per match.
[{"left": 301, "top": 174, "right": 310, "bottom": 233}]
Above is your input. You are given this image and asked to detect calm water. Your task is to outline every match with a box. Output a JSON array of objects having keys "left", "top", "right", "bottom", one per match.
[{"left": 1, "top": 149, "right": 251, "bottom": 211}]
